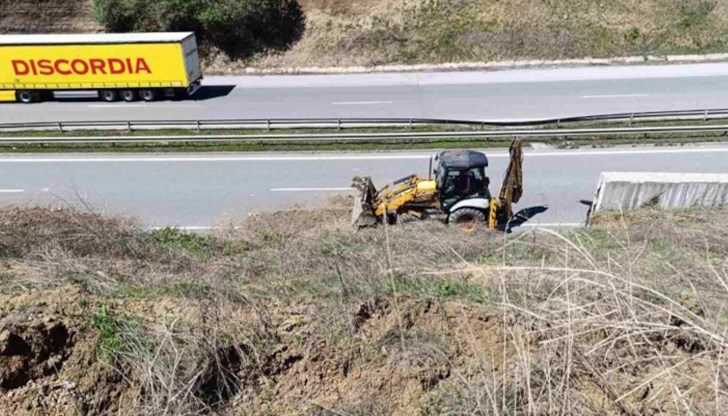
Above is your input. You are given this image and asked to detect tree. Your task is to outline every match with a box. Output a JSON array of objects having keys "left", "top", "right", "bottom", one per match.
[{"left": 92, "top": 0, "right": 305, "bottom": 58}]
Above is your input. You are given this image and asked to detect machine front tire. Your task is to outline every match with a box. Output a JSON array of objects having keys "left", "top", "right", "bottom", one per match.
[{"left": 448, "top": 208, "right": 486, "bottom": 233}]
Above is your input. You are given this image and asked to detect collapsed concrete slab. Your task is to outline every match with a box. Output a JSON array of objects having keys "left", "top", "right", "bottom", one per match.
[{"left": 588, "top": 172, "right": 728, "bottom": 221}]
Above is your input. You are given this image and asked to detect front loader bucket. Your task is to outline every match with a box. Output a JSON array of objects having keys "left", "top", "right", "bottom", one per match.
[{"left": 351, "top": 176, "right": 379, "bottom": 227}]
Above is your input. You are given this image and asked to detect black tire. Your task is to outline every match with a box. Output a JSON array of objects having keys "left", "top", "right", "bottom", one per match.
[
  {"left": 16, "top": 90, "right": 35, "bottom": 104},
  {"left": 139, "top": 89, "right": 156, "bottom": 102},
  {"left": 386, "top": 212, "right": 398, "bottom": 225},
  {"left": 448, "top": 208, "right": 487, "bottom": 232},
  {"left": 120, "top": 90, "right": 137, "bottom": 102},
  {"left": 100, "top": 90, "right": 118, "bottom": 102}
]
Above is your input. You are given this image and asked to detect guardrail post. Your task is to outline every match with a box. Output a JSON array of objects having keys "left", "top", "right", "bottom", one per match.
[
  {"left": 337, "top": 119, "right": 341, "bottom": 131},
  {"left": 629, "top": 113, "right": 634, "bottom": 126},
  {"left": 704, "top": 110, "right": 709, "bottom": 122},
  {"left": 556, "top": 119, "right": 561, "bottom": 128},
  {"left": 58, "top": 122, "right": 63, "bottom": 134},
  {"left": 196, "top": 120, "right": 201, "bottom": 133},
  {"left": 266, "top": 120, "right": 271, "bottom": 132},
  {"left": 408, "top": 118, "right": 412, "bottom": 130},
  {"left": 127, "top": 121, "right": 132, "bottom": 133}
]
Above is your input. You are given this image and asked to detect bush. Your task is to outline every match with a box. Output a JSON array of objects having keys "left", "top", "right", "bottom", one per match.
[{"left": 92, "top": 0, "right": 305, "bottom": 58}]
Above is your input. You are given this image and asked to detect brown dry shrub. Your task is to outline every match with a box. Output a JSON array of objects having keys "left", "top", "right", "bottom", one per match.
[
  {"left": 0, "top": 207, "right": 144, "bottom": 259},
  {"left": 1, "top": 205, "right": 728, "bottom": 415}
]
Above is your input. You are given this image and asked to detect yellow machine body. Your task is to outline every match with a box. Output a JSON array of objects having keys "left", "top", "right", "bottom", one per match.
[{"left": 352, "top": 139, "right": 524, "bottom": 231}]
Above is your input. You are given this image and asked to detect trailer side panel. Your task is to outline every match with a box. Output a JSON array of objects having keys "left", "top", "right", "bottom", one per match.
[{"left": 0, "top": 42, "right": 189, "bottom": 90}]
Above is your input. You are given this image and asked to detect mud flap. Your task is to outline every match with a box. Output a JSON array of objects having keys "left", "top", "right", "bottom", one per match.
[{"left": 351, "top": 176, "right": 379, "bottom": 227}]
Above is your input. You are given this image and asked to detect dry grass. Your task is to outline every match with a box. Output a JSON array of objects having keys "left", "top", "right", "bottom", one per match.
[
  {"left": 4, "top": 0, "right": 726, "bottom": 70},
  {"left": 0, "top": 0, "right": 100, "bottom": 33},
  {"left": 226, "top": 0, "right": 728, "bottom": 70},
  {"left": 1, "top": 204, "right": 727, "bottom": 415}
]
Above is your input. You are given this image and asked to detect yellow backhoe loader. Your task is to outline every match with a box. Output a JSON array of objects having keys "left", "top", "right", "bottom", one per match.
[{"left": 352, "top": 139, "right": 523, "bottom": 231}]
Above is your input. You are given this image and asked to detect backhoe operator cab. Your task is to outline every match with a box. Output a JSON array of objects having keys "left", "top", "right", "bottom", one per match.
[{"left": 434, "top": 150, "right": 493, "bottom": 228}]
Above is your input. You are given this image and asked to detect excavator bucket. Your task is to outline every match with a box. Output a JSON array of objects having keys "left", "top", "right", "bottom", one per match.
[{"left": 351, "top": 176, "right": 379, "bottom": 227}]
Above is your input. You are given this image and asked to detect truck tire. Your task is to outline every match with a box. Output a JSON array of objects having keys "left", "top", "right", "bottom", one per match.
[
  {"left": 16, "top": 90, "right": 35, "bottom": 104},
  {"left": 448, "top": 208, "right": 486, "bottom": 233},
  {"left": 100, "top": 90, "right": 118, "bottom": 102},
  {"left": 139, "top": 89, "right": 156, "bottom": 102},
  {"left": 120, "top": 90, "right": 137, "bottom": 102}
]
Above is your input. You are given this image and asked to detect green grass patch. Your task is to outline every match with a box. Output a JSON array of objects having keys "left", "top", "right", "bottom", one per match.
[
  {"left": 149, "top": 227, "right": 249, "bottom": 260},
  {"left": 385, "top": 276, "right": 494, "bottom": 305},
  {"left": 91, "top": 304, "right": 149, "bottom": 360}
]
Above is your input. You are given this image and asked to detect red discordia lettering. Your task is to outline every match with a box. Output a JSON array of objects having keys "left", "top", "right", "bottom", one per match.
[
  {"left": 89, "top": 59, "right": 107, "bottom": 75},
  {"left": 37, "top": 59, "right": 53, "bottom": 75},
  {"left": 10, "top": 58, "right": 153, "bottom": 76},
  {"left": 55, "top": 60, "right": 71, "bottom": 75},
  {"left": 108, "top": 59, "right": 125, "bottom": 75},
  {"left": 11, "top": 60, "right": 30, "bottom": 75},
  {"left": 70, "top": 59, "right": 89, "bottom": 75},
  {"left": 135, "top": 58, "right": 151, "bottom": 74}
]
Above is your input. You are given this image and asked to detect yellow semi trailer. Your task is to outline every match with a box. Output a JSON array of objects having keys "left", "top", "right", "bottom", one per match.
[{"left": 0, "top": 32, "right": 202, "bottom": 103}]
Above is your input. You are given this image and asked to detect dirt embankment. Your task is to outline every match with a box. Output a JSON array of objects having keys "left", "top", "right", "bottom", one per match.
[
  {"left": 1, "top": 204, "right": 727, "bottom": 415},
  {"left": 3, "top": 0, "right": 728, "bottom": 72},
  {"left": 0, "top": 0, "right": 100, "bottom": 34}
]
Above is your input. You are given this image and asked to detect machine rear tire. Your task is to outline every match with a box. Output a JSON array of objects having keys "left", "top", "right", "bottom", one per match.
[{"left": 448, "top": 208, "right": 486, "bottom": 233}]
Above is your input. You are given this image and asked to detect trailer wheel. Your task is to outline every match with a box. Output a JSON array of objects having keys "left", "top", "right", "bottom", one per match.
[
  {"left": 100, "top": 90, "right": 118, "bottom": 102},
  {"left": 448, "top": 208, "right": 486, "bottom": 233},
  {"left": 16, "top": 90, "right": 36, "bottom": 104},
  {"left": 139, "top": 89, "right": 156, "bottom": 102},
  {"left": 120, "top": 90, "right": 137, "bottom": 102}
]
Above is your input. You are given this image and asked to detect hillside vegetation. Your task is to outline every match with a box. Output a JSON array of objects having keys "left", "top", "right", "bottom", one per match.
[
  {"left": 1, "top": 0, "right": 727, "bottom": 70},
  {"left": 0, "top": 0, "right": 100, "bottom": 34},
  {"left": 1, "top": 204, "right": 727, "bottom": 415},
  {"left": 233, "top": 0, "right": 728, "bottom": 69},
  {"left": 92, "top": 0, "right": 305, "bottom": 58}
]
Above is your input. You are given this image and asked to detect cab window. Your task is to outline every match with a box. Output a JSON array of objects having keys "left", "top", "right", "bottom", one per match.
[{"left": 440, "top": 167, "right": 486, "bottom": 208}]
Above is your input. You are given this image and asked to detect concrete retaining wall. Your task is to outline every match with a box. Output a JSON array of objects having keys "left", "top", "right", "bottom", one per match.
[{"left": 591, "top": 172, "right": 728, "bottom": 216}]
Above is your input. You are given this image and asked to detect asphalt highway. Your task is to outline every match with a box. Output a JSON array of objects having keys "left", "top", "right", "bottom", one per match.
[
  {"left": 1, "top": 144, "right": 727, "bottom": 228},
  {"left": 2, "top": 63, "right": 728, "bottom": 123}
]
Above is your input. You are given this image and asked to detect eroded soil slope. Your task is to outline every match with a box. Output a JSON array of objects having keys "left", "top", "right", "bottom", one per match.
[
  {"left": 0, "top": 0, "right": 100, "bottom": 34},
  {"left": 1, "top": 205, "right": 727, "bottom": 414}
]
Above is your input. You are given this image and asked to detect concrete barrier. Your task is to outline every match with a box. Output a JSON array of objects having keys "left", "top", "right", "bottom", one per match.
[{"left": 588, "top": 172, "right": 728, "bottom": 221}]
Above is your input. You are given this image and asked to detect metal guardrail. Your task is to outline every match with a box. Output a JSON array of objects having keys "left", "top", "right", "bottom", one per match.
[
  {"left": 2, "top": 108, "right": 728, "bottom": 133},
  {"left": 2, "top": 124, "right": 728, "bottom": 145}
]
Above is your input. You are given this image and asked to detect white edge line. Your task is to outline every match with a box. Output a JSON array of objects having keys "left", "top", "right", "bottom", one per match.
[
  {"left": 87, "top": 104, "right": 148, "bottom": 108},
  {"left": 150, "top": 226, "right": 216, "bottom": 231},
  {"left": 0, "top": 155, "right": 431, "bottom": 163},
  {"left": 271, "top": 187, "right": 354, "bottom": 192},
  {"left": 0, "top": 189, "right": 24, "bottom": 193},
  {"left": 152, "top": 223, "right": 584, "bottom": 232},
  {"left": 582, "top": 93, "right": 650, "bottom": 99},
  {"left": 332, "top": 101, "right": 394, "bottom": 105},
  {"left": 520, "top": 223, "right": 582, "bottom": 228},
  {"left": 0, "top": 146, "right": 727, "bottom": 163}
]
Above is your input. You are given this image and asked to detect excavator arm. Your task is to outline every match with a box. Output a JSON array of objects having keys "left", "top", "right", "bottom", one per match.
[{"left": 489, "top": 138, "right": 524, "bottom": 228}]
